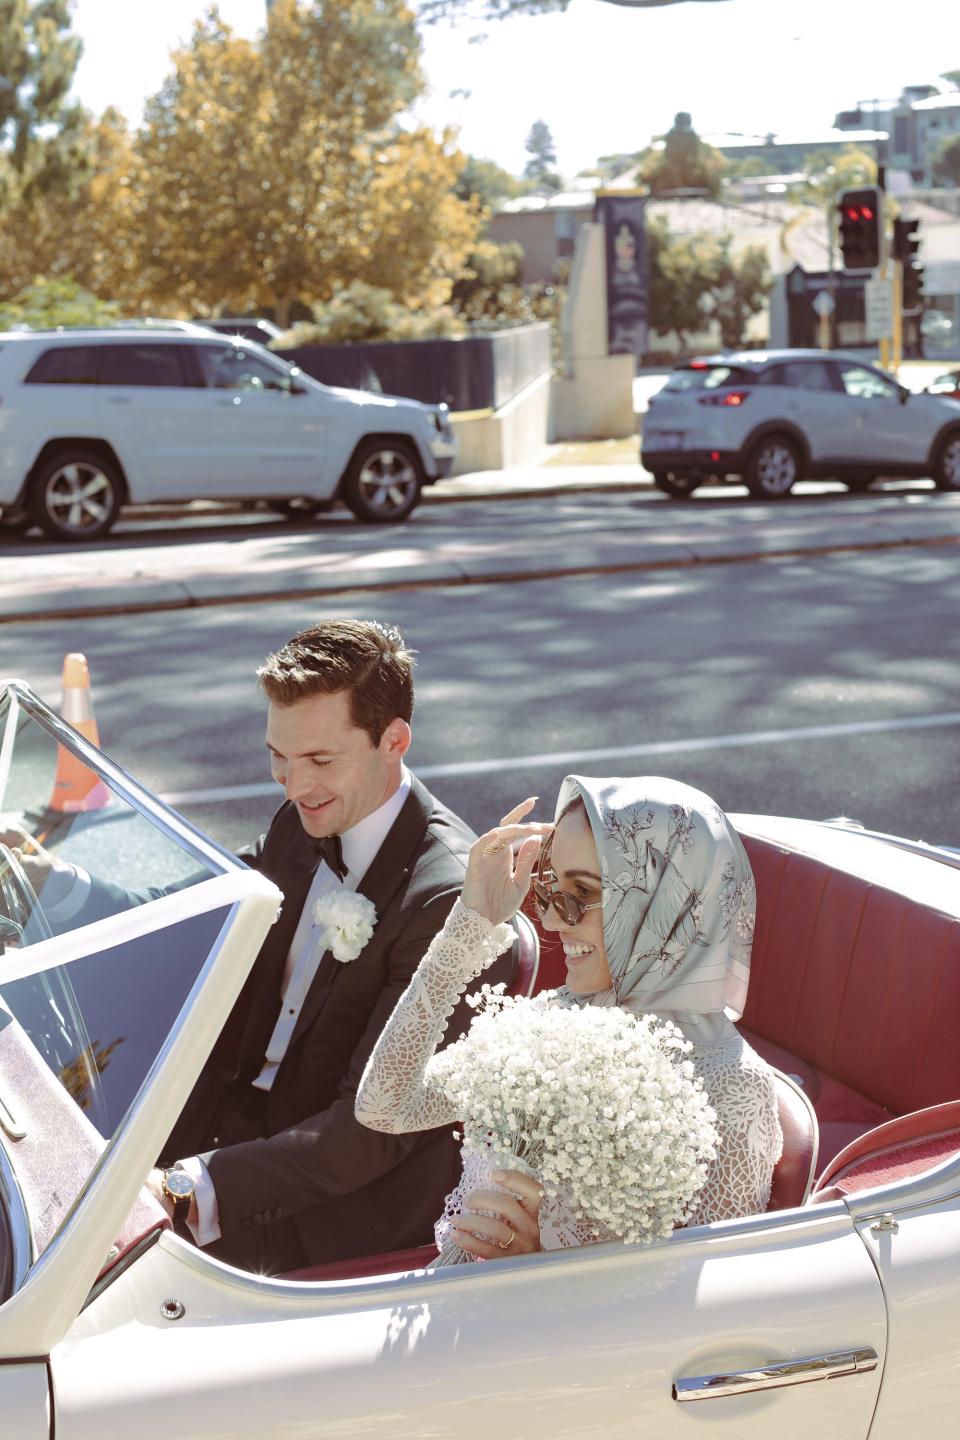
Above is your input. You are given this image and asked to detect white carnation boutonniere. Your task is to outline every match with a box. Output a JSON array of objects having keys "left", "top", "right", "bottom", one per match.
[{"left": 313, "top": 891, "right": 378, "bottom": 963}]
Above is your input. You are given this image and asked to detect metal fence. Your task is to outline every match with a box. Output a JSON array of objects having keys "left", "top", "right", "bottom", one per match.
[{"left": 277, "top": 322, "right": 552, "bottom": 413}]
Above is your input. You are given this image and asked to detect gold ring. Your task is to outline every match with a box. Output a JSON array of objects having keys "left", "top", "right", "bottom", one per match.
[
  {"left": 498, "top": 1229, "right": 516, "bottom": 1249},
  {"left": 482, "top": 842, "right": 504, "bottom": 856}
]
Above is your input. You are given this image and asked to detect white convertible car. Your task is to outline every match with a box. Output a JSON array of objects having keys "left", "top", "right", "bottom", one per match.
[{"left": 1, "top": 678, "right": 959, "bottom": 1439}]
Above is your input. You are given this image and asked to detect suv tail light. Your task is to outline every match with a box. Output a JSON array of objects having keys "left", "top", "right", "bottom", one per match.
[{"left": 697, "top": 390, "right": 751, "bottom": 407}]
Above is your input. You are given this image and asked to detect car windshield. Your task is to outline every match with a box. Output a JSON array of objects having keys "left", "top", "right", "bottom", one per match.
[
  {"left": 0, "top": 683, "right": 240, "bottom": 1275},
  {"left": 664, "top": 363, "right": 754, "bottom": 393}
]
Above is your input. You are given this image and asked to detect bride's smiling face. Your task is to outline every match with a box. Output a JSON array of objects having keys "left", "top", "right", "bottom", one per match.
[{"left": 538, "top": 804, "right": 612, "bottom": 995}]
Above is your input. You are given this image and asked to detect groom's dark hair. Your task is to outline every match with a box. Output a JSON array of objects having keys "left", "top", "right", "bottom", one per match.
[{"left": 257, "top": 619, "right": 416, "bottom": 746}]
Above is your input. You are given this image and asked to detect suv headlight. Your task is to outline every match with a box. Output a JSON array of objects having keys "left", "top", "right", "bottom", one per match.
[{"left": 431, "top": 404, "right": 451, "bottom": 433}]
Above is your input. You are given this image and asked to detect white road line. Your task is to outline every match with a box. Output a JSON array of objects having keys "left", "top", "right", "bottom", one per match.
[{"left": 159, "top": 709, "right": 960, "bottom": 807}]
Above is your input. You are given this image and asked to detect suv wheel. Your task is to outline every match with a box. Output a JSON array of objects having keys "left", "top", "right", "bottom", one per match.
[
  {"left": 652, "top": 470, "right": 700, "bottom": 499},
  {"left": 745, "top": 435, "right": 801, "bottom": 499},
  {"left": 341, "top": 439, "right": 423, "bottom": 523},
  {"left": 29, "top": 450, "right": 123, "bottom": 541},
  {"left": 933, "top": 431, "right": 960, "bottom": 491}
]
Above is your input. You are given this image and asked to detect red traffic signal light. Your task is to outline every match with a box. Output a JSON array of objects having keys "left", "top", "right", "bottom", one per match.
[{"left": 837, "top": 187, "right": 883, "bottom": 270}]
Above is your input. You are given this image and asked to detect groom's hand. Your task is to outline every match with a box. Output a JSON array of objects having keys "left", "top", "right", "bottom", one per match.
[{"left": 462, "top": 799, "right": 552, "bottom": 926}]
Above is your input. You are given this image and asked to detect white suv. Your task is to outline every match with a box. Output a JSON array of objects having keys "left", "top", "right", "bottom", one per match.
[
  {"left": 0, "top": 329, "right": 457, "bottom": 539},
  {"left": 641, "top": 349, "right": 960, "bottom": 499}
]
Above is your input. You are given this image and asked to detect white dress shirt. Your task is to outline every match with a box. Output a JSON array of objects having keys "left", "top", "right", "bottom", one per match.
[{"left": 185, "top": 767, "right": 413, "bottom": 1245}]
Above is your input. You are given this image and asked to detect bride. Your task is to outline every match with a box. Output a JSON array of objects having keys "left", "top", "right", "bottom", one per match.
[{"left": 355, "top": 775, "right": 783, "bottom": 1260}]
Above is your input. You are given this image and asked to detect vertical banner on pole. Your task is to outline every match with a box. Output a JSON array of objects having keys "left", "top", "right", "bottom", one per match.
[{"left": 595, "top": 190, "right": 648, "bottom": 365}]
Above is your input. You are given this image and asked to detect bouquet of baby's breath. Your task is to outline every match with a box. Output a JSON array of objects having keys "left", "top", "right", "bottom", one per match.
[{"left": 430, "top": 987, "right": 718, "bottom": 1263}]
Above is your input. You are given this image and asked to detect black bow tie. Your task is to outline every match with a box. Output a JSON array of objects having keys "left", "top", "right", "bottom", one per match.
[{"left": 313, "top": 833, "right": 348, "bottom": 881}]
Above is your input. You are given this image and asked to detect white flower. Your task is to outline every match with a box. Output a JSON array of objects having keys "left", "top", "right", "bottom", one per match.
[{"left": 313, "top": 890, "right": 377, "bottom": 963}]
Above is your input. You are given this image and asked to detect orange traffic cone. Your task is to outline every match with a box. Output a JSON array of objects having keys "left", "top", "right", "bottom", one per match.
[{"left": 48, "top": 653, "right": 111, "bottom": 814}]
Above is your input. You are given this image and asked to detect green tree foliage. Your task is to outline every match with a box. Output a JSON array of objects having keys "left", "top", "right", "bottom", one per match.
[
  {"left": 523, "top": 119, "right": 562, "bottom": 192},
  {"left": 0, "top": 275, "right": 121, "bottom": 330},
  {"left": 0, "top": 0, "right": 90, "bottom": 204},
  {"left": 932, "top": 134, "right": 960, "bottom": 187},
  {"left": 457, "top": 155, "right": 528, "bottom": 210},
  {"left": 273, "top": 281, "right": 465, "bottom": 344},
  {"left": 450, "top": 240, "right": 564, "bottom": 330},
  {"left": 638, "top": 113, "right": 726, "bottom": 198},
  {"left": 127, "top": 0, "right": 482, "bottom": 324},
  {"left": 647, "top": 216, "right": 770, "bottom": 350},
  {"left": 941, "top": 70, "right": 960, "bottom": 89}
]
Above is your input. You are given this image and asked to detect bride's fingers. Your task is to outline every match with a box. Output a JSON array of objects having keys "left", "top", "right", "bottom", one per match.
[
  {"left": 491, "top": 1170, "right": 544, "bottom": 1212},
  {"left": 512, "top": 835, "right": 544, "bottom": 892},
  {"left": 499, "top": 797, "right": 538, "bottom": 826}
]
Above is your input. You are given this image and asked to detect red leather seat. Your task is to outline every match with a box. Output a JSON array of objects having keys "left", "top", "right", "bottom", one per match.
[{"left": 767, "top": 1070, "right": 819, "bottom": 1210}]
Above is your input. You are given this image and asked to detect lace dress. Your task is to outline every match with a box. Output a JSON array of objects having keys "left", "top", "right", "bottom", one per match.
[{"left": 355, "top": 900, "right": 783, "bottom": 1256}]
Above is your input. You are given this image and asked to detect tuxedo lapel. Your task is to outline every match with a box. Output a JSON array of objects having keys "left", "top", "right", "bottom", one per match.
[
  {"left": 287, "top": 781, "right": 431, "bottom": 1047},
  {"left": 235, "top": 841, "right": 317, "bottom": 1073}
]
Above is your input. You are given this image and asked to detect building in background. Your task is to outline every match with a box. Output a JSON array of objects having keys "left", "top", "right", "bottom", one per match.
[{"left": 834, "top": 87, "right": 960, "bottom": 186}]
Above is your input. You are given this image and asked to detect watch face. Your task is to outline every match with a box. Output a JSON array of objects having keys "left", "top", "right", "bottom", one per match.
[{"left": 164, "top": 1170, "right": 194, "bottom": 1199}]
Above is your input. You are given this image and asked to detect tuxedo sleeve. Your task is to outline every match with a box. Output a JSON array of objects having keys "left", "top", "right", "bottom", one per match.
[{"left": 201, "top": 889, "right": 517, "bottom": 1239}]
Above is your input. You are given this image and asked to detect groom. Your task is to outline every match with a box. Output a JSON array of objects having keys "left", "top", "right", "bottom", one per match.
[{"left": 155, "top": 618, "right": 516, "bottom": 1274}]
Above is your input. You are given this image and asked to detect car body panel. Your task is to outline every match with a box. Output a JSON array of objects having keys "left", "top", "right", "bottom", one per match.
[
  {"left": 51, "top": 1210, "right": 885, "bottom": 1440},
  {"left": 2, "top": 1363, "right": 50, "bottom": 1440}
]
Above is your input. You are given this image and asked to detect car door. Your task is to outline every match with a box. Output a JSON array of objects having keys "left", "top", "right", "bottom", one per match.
[
  {"left": 756, "top": 359, "right": 862, "bottom": 465},
  {"left": 94, "top": 342, "right": 214, "bottom": 500},
  {"left": 197, "top": 344, "right": 328, "bottom": 497},
  {"left": 834, "top": 363, "right": 929, "bottom": 466},
  {"left": 49, "top": 1203, "right": 886, "bottom": 1440}
]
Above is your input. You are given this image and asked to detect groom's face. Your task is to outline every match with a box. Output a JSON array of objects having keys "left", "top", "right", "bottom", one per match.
[{"left": 266, "top": 688, "right": 409, "bottom": 838}]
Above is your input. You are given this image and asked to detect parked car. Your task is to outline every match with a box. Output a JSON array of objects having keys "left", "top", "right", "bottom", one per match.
[
  {"left": 2, "top": 676, "right": 960, "bottom": 1439},
  {"left": 641, "top": 349, "right": 960, "bottom": 499},
  {"left": 192, "top": 317, "right": 286, "bottom": 345},
  {"left": 0, "top": 329, "right": 456, "bottom": 539},
  {"left": 926, "top": 368, "right": 960, "bottom": 402}
]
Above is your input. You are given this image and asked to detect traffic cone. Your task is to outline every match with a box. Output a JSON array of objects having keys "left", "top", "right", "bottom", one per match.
[{"left": 48, "top": 653, "right": 111, "bottom": 814}]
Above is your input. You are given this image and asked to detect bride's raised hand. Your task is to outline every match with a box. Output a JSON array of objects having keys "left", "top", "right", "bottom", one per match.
[{"left": 461, "top": 798, "right": 552, "bottom": 927}]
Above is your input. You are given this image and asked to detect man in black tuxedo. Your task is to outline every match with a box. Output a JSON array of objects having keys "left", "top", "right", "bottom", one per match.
[{"left": 153, "top": 619, "right": 515, "bottom": 1274}]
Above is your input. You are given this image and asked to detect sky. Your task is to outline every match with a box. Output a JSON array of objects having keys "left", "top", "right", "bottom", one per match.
[{"left": 70, "top": 0, "right": 956, "bottom": 178}]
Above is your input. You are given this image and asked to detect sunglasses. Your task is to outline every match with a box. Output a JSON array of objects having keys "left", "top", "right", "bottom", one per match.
[{"left": 531, "top": 838, "right": 604, "bottom": 927}]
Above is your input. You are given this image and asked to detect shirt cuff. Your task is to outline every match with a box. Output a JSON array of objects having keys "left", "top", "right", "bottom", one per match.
[
  {"left": 43, "top": 865, "right": 92, "bottom": 924},
  {"left": 178, "top": 1155, "right": 221, "bottom": 1246}
]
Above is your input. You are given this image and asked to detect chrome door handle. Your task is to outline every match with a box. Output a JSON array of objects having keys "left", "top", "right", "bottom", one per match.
[
  {"left": 672, "top": 1347, "right": 878, "bottom": 1402},
  {"left": 216, "top": 396, "right": 242, "bottom": 407}
]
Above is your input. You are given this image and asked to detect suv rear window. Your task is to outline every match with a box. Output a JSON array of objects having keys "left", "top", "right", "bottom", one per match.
[
  {"left": 664, "top": 364, "right": 754, "bottom": 393},
  {"left": 24, "top": 346, "right": 100, "bottom": 385}
]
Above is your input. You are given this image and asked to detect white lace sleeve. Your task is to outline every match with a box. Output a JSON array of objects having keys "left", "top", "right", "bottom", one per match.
[
  {"left": 355, "top": 899, "right": 515, "bottom": 1135},
  {"left": 686, "top": 1036, "right": 784, "bottom": 1225}
]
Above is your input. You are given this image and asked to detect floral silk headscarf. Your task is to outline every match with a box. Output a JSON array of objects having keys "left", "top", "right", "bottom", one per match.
[{"left": 554, "top": 776, "right": 755, "bottom": 1043}]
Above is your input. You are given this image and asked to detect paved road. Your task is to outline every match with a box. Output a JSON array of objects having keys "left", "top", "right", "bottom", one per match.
[{"left": 3, "top": 543, "right": 958, "bottom": 852}]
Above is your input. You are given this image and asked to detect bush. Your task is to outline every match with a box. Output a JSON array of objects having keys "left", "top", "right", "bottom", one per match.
[
  {"left": 271, "top": 282, "right": 465, "bottom": 347},
  {"left": 0, "top": 276, "right": 121, "bottom": 331}
]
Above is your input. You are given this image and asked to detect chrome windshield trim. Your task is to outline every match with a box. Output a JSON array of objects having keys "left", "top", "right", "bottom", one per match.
[
  {"left": 0, "top": 680, "right": 241, "bottom": 876},
  {"left": 0, "top": 1140, "right": 32, "bottom": 1300}
]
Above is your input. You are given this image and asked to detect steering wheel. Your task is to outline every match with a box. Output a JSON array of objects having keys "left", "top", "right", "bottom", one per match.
[{"left": 0, "top": 843, "right": 53, "bottom": 947}]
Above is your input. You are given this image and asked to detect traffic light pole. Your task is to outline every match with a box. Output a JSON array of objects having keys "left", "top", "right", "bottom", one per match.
[{"left": 892, "top": 259, "right": 903, "bottom": 373}]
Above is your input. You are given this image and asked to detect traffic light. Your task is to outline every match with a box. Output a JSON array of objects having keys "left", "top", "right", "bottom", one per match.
[
  {"left": 838, "top": 187, "right": 883, "bottom": 270},
  {"left": 893, "top": 217, "right": 924, "bottom": 315}
]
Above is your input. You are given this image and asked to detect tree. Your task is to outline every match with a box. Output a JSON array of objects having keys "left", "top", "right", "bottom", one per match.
[
  {"left": 450, "top": 239, "right": 564, "bottom": 330},
  {"left": 523, "top": 119, "right": 562, "bottom": 191},
  {"left": 456, "top": 155, "right": 528, "bottom": 210},
  {"left": 639, "top": 113, "right": 726, "bottom": 198},
  {"left": 646, "top": 217, "right": 770, "bottom": 351},
  {"left": 932, "top": 134, "right": 960, "bottom": 187},
  {"left": 0, "top": 276, "right": 121, "bottom": 330},
  {"left": 709, "top": 237, "right": 771, "bottom": 349},
  {"left": 0, "top": 0, "right": 90, "bottom": 205},
  {"left": 126, "top": 1, "right": 482, "bottom": 325},
  {"left": 941, "top": 70, "right": 960, "bottom": 89}
]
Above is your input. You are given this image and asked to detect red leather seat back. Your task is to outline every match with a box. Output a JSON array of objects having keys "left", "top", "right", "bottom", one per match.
[
  {"left": 739, "top": 830, "right": 960, "bottom": 1118},
  {"left": 767, "top": 1070, "right": 819, "bottom": 1209}
]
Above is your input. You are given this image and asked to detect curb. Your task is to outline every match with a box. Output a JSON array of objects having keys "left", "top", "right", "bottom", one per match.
[{"left": 4, "top": 526, "right": 959, "bottom": 626}]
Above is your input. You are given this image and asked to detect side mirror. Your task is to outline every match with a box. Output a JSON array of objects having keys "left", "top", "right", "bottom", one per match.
[{"left": 898, "top": 386, "right": 909, "bottom": 405}]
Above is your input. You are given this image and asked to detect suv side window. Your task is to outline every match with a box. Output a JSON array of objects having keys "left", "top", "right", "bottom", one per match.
[
  {"left": 23, "top": 346, "right": 100, "bottom": 385},
  {"left": 758, "top": 362, "right": 837, "bottom": 391},
  {"left": 98, "top": 344, "right": 199, "bottom": 388},
  {"left": 838, "top": 365, "right": 899, "bottom": 401},
  {"left": 197, "top": 345, "right": 294, "bottom": 393}
]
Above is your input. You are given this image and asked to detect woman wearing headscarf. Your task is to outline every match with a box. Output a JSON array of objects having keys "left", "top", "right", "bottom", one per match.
[{"left": 355, "top": 777, "right": 782, "bottom": 1260}]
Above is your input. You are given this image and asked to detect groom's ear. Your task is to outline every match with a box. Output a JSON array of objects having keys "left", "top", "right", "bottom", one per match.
[{"left": 380, "top": 717, "right": 412, "bottom": 762}]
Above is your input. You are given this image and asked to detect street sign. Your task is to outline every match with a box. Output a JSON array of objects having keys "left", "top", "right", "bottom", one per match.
[
  {"left": 812, "top": 291, "right": 835, "bottom": 317},
  {"left": 864, "top": 277, "right": 894, "bottom": 341}
]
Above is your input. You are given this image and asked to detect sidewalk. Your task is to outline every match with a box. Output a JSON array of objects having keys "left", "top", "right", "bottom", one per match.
[{"left": 3, "top": 458, "right": 960, "bottom": 624}]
